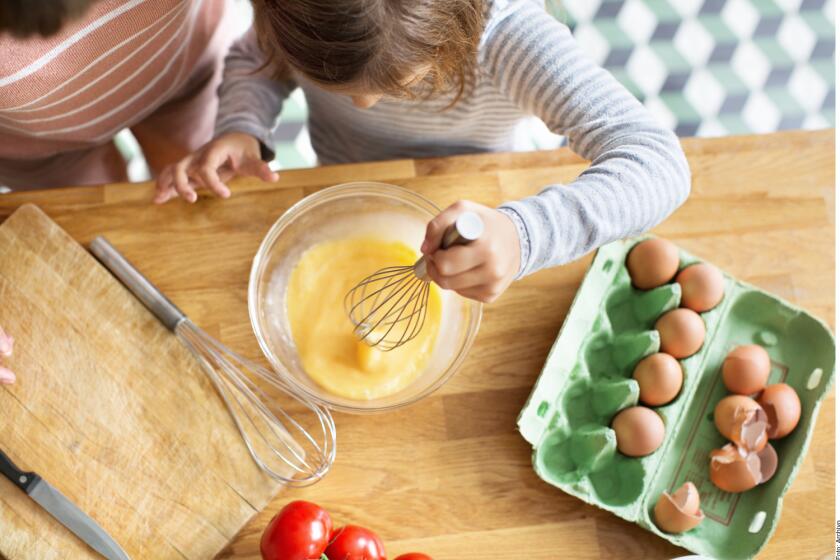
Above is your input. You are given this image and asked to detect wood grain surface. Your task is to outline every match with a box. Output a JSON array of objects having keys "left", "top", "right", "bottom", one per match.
[
  {"left": 0, "top": 206, "right": 281, "bottom": 559},
  {"left": 0, "top": 130, "right": 834, "bottom": 559}
]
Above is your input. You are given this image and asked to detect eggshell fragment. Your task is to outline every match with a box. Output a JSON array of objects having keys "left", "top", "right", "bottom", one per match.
[
  {"left": 713, "top": 395, "right": 769, "bottom": 452},
  {"left": 722, "top": 344, "right": 771, "bottom": 395},
  {"left": 709, "top": 444, "right": 761, "bottom": 493},
  {"left": 655, "top": 308, "right": 706, "bottom": 359},
  {"left": 709, "top": 442, "right": 778, "bottom": 492},
  {"left": 627, "top": 238, "right": 680, "bottom": 290},
  {"left": 612, "top": 406, "right": 665, "bottom": 457},
  {"left": 653, "top": 482, "right": 704, "bottom": 533},
  {"left": 757, "top": 384, "right": 801, "bottom": 439},
  {"left": 756, "top": 443, "right": 778, "bottom": 483},
  {"left": 633, "top": 353, "right": 683, "bottom": 406},
  {"left": 676, "top": 263, "right": 725, "bottom": 312}
]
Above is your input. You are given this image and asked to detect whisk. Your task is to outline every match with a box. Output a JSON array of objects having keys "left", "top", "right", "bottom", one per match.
[
  {"left": 90, "top": 237, "right": 335, "bottom": 487},
  {"left": 345, "top": 211, "right": 484, "bottom": 351}
]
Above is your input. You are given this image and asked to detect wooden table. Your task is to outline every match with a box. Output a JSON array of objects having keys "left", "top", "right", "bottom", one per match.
[{"left": 0, "top": 130, "right": 833, "bottom": 559}]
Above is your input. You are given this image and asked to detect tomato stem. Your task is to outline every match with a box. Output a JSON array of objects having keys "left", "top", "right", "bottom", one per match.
[{"left": 320, "top": 555, "right": 329, "bottom": 560}]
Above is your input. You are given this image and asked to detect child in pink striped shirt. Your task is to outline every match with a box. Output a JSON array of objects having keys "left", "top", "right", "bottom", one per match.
[{"left": 0, "top": 0, "right": 235, "bottom": 190}]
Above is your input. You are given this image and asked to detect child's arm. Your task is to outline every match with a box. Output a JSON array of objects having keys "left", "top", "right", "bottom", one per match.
[
  {"left": 428, "top": 0, "right": 690, "bottom": 292},
  {"left": 489, "top": 1, "right": 691, "bottom": 275},
  {"left": 154, "top": 29, "right": 293, "bottom": 203}
]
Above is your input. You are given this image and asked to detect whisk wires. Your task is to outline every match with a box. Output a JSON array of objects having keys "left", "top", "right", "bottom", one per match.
[
  {"left": 176, "top": 320, "right": 336, "bottom": 486},
  {"left": 344, "top": 260, "right": 430, "bottom": 351}
]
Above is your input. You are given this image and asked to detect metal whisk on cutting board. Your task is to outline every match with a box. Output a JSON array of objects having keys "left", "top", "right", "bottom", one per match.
[
  {"left": 345, "top": 211, "right": 484, "bottom": 351},
  {"left": 90, "top": 237, "right": 335, "bottom": 486}
]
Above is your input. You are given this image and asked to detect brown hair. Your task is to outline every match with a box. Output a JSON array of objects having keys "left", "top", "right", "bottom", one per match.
[
  {"left": 0, "top": 0, "right": 97, "bottom": 38},
  {"left": 251, "top": 0, "right": 486, "bottom": 104}
]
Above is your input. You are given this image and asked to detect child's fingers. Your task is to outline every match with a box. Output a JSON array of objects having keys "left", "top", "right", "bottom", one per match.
[
  {"left": 433, "top": 264, "right": 488, "bottom": 291},
  {"left": 197, "top": 148, "right": 232, "bottom": 198},
  {"left": 173, "top": 159, "right": 198, "bottom": 203},
  {"left": 258, "top": 162, "right": 280, "bottom": 183},
  {"left": 156, "top": 186, "right": 178, "bottom": 204},
  {"left": 422, "top": 201, "right": 473, "bottom": 254},
  {"left": 0, "top": 366, "right": 14, "bottom": 385},
  {"left": 0, "top": 327, "right": 12, "bottom": 357},
  {"left": 454, "top": 285, "right": 499, "bottom": 304},
  {"left": 240, "top": 159, "right": 279, "bottom": 183},
  {"left": 197, "top": 166, "right": 231, "bottom": 198},
  {"left": 430, "top": 244, "right": 485, "bottom": 277},
  {"left": 153, "top": 167, "right": 176, "bottom": 204}
]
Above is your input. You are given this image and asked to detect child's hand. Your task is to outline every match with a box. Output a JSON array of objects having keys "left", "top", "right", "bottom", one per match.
[
  {"left": 153, "top": 132, "right": 278, "bottom": 204},
  {"left": 0, "top": 326, "right": 14, "bottom": 385},
  {"left": 422, "top": 201, "right": 521, "bottom": 303}
]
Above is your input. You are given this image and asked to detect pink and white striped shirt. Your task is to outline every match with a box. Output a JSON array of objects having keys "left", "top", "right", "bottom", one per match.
[{"left": 0, "top": 0, "right": 230, "bottom": 188}]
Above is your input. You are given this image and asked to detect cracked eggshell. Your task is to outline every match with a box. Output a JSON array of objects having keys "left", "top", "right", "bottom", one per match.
[
  {"left": 655, "top": 308, "right": 706, "bottom": 359},
  {"left": 627, "top": 238, "right": 680, "bottom": 290},
  {"left": 757, "top": 384, "right": 801, "bottom": 439},
  {"left": 722, "top": 344, "right": 771, "bottom": 395},
  {"left": 654, "top": 482, "right": 705, "bottom": 533},
  {"left": 714, "top": 395, "right": 769, "bottom": 452},
  {"left": 709, "top": 444, "right": 762, "bottom": 493},
  {"left": 756, "top": 443, "right": 778, "bottom": 483},
  {"left": 709, "top": 443, "right": 778, "bottom": 492}
]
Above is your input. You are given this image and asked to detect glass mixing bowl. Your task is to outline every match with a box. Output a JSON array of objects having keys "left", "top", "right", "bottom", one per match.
[{"left": 249, "top": 182, "right": 482, "bottom": 413}]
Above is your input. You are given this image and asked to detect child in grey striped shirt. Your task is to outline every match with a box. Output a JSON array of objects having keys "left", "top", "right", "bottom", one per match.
[{"left": 156, "top": 0, "right": 691, "bottom": 303}]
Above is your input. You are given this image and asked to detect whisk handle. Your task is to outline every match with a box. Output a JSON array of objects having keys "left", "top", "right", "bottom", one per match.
[
  {"left": 440, "top": 211, "right": 484, "bottom": 249},
  {"left": 89, "top": 236, "right": 186, "bottom": 331},
  {"left": 414, "top": 211, "right": 485, "bottom": 279}
]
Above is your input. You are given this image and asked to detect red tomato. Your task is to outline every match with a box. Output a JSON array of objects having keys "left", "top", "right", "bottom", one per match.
[
  {"left": 394, "top": 554, "right": 433, "bottom": 560},
  {"left": 260, "top": 501, "right": 333, "bottom": 560},
  {"left": 325, "top": 525, "right": 386, "bottom": 560}
]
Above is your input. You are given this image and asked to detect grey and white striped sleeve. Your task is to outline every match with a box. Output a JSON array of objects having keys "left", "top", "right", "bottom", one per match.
[
  {"left": 214, "top": 28, "right": 296, "bottom": 159},
  {"left": 485, "top": 1, "right": 691, "bottom": 277}
]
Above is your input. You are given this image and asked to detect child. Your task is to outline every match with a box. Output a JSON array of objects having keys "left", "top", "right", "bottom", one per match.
[
  {"left": 0, "top": 0, "right": 234, "bottom": 190},
  {"left": 155, "top": 0, "right": 691, "bottom": 303}
]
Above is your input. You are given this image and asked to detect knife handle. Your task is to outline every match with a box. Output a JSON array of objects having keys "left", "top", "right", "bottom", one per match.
[
  {"left": 89, "top": 236, "right": 186, "bottom": 331},
  {"left": 0, "top": 448, "right": 40, "bottom": 494}
]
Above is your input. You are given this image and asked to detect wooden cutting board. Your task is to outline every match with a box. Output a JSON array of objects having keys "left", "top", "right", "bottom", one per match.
[{"left": 0, "top": 205, "right": 281, "bottom": 559}]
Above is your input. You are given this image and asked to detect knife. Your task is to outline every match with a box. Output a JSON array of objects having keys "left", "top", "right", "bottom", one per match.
[{"left": 0, "top": 448, "right": 130, "bottom": 560}]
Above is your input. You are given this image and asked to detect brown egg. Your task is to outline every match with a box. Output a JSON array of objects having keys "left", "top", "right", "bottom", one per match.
[
  {"left": 655, "top": 309, "right": 706, "bottom": 358},
  {"left": 612, "top": 406, "right": 665, "bottom": 457},
  {"left": 627, "top": 238, "right": 680, "bottom": 290},
  {"left": 714, "top": 395, "right": 769, "bottom": 451},
  {"left": 633, "top": 353, "right": 684, "bottom": 406},
  {"left": 722, "top": 344, "right": 771, "bottom": 395},
  {"left": 757, "top": 383, "right": 801, "bottom": 439},
  {"left": 653, "top": 482, "right": 704, "bottom": 533},
  {"left": 709, "top": 443, "right": 778, "bottom": 493},
  {"left": 709, "top": 444, "right": 761, "bottom": 492},
  {"left": 676, "top": 263, "right": 725, "bottom": 312}
]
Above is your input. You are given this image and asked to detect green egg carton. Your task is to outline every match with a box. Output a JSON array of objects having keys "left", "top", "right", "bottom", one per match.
[{"left": 517, "top": 236, "right": 835, "bottom": 560}]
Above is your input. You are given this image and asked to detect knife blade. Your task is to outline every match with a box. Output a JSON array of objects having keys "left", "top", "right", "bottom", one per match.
[{"left": 0, "top": 448, "right": 130, "bottom": 560}]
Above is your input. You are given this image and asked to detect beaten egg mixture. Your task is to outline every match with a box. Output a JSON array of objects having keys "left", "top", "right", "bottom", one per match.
[{"left": 286, "top": 238, "right": 442, "bottom": 400}]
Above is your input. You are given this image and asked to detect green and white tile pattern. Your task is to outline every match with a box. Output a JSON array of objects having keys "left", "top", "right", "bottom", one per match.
[{"left": 272, "top": 0, "right": 835, "bottom": 168}]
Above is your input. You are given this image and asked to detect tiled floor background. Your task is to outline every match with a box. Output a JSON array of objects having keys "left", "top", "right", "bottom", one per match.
[{"left": 265, "top": 0, "right": 836, "bottom": 170}]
